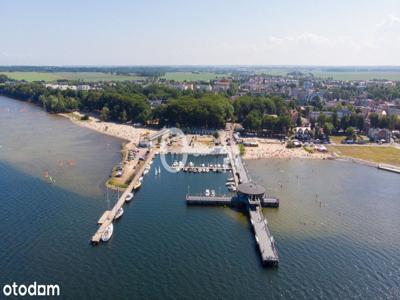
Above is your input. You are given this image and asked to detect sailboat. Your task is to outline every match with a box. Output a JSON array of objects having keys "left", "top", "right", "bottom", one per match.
[
  {"left": 102, "top": 187, "right": 114, "bottom": 242},
  {"left": 101, "top": 223, "right": 113, "bottom": 242},
  {"left": 114, "top": 189, "right": 123, "bottom": 220}
]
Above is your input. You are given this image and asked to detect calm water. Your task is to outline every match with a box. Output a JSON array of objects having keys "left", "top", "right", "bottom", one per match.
[{"left": 1, "top": 96, "right": 400, "bottom": 299}]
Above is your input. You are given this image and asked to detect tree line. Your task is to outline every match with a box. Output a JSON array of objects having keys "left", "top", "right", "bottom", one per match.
[{"left": 0, "top": 80, "right": 294, "bottom": 132}]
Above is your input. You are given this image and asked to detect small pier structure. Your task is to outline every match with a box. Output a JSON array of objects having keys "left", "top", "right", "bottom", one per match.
[{"left": 91, "top": 150, "right": 155, "bottom": 244}]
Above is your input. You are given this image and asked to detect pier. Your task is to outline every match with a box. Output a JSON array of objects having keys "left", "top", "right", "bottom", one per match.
[
  {"left": 185, "top": 141, "right": 280, "bottom": 267},
  {"left": 182, "top": 165, "right": 231, "bottom": 173},
  {"left": 378, "top": 164, "right": 400, "bottom": 174},
  {"left": 91, "top": 150, "right": 155, "bottom": 244},
  {"left": 186, "top": 194, "right": 279, "bottom": 208},
  {"left": 249, "top": 206, "right": 279, "bottom": 266}
]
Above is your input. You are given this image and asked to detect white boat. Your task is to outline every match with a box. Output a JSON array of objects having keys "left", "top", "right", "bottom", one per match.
[
  {"left": 227, "top": 177, "right": 235, "bottom": 182},
  {"left": 205, "top": 189, "right": 210, "bottom": 197},
  {"left": 228, "top": 186, "right": 237, "bottom": 192},
  {"left": 143, "top": 168, "right": 149, "bottom": 175},
  {"left": 158, "top": 167, "right": 161, "bottom": 174},
  {"left": 125, "top": 192, "right": 134, "bottom": 202},
  {"left": 210, "top": 189, "right": 216, "bottom": 197},
  {"left": 155, "top": 168, "right": 158, "bottom": 176},
  {"left": 139, "top": 176, "right": 144, "bottom": 182},
  {"left": 225, "top": 182, "right": 235, "bottom": 186},
  {"left": 101, "top": 223, "right": 113, "bottom": 242},
  {"left": 114, "top": 207, "right": 124, "bottom": 220}
]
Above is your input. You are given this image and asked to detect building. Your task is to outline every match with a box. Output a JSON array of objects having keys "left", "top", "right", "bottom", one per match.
[
  {"left": 368, "top": 128, "right": 392, "bottom": 143},
  {"left": 212, "top": 80, "right": 231, "bottom": 92},
  {"left": 138, "top": 138, "right": 152, "bottom": 148},
  {"left": 388, "top": 104, "right": 400, "bottom": 117},
  {"left": 236, "top": 182, "right": 279, "bottom": 208}
]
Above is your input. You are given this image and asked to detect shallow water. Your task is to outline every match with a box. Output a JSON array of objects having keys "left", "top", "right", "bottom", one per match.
[{"left": 1, "top": 96, "right": 400, "bottom": 299}]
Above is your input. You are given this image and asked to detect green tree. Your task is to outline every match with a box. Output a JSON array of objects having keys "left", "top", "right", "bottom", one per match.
[
  {"left": 119, "top": 109, "right": 128, "bottom": 123},
  {"left": 100, "top": 106, "right": 110, "bottom": 121},
  {"left": 369, "top": 113, "right": 380, "bottom": 128},
  {"left": 345, "top": 126, "right": 356, "bottom": 140},
  {"left": 323, "top": 122, "right": 334, "bottom": 136},
  {"left": 296, "top": 112, "right": 302, "bottom": 127},
  {"left": 243, "top": 110, "right": 262, "bottom": 130}
]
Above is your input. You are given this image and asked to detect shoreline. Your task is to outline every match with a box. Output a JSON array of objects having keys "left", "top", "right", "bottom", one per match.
[{"left": 59, "top": 113, "right": 399, "bottom": 175}]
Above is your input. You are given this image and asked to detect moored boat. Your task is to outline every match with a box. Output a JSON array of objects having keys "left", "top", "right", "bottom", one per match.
[
  {"left": 101, "top": 223, "right": 113, "bottom": 242},
  {"left": 125, "top": 192, "right": 134, "bottom": 202},
  {"left": 114, "top": 207, "right": 124, "bottom": 220}
]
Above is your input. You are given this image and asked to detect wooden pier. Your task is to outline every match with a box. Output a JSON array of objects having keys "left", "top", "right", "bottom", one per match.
[
  {"left": 249, "top": 206, "right": 279, "bottom": 266},
  {"left": 91, "top": 150, "right": 155, "bottom": 244},
  {"left": 182, "top": 166, "right": 231, "bottom": 173},
  {"left": 186, "top": 195, "right": 279, "bottom": 208},
  {"left": 378, "top": 164, "right": 400, "bottom": 174},
  {"left": 186, "top": 195, "right": 232, "bottom": 205},
  {"left": 228, "top": 142, "right": 279, "bottom": 266}
]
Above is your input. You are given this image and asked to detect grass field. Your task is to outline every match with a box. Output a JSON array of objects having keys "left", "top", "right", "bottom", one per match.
[
  {"left": 328, "top": 145, "right": 400, "bottom": 167},
  {"left": 313, "top": 71, "right": 400, "bottom": 81},
  {"left": 162, "top": 72, "right": 229, "bottom": 82},
  {"left": 330, "top": 136, "right": 346, "bottom": 144},
  {"left": 0, "top": 71, "right": 143, "bottom": 82},
  {"left": 254, "top": 68, "right": 400, "bottom": 81}
]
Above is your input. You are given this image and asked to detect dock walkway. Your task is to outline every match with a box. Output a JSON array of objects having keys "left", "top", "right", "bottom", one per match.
[
  {"left": 228, "top": 142, "right": 279, "bottom": 266},
  {"left": 91, "top": 150, "right": 155, "bottom": 244},
  {"left": 249, "top": 206, "right": 279, "bottom": 266},
  {"left": 186, "top": 195, "right": 232, "bottom": 205}
]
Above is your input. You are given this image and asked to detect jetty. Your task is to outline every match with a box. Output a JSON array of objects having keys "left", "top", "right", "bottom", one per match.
[
  {"left": 91, "top": 150, "right": 155, "bottom": 244},
  {"left": 182, "top": 165, "right": 231, "bottom": 173},
  {"left": 186, "top": 142, "right": 279, "bottom": 267},
  {"left": 186, "top": 194, "right": 279, "bottom": 208},
  {"left": 378, "top": 163, "right": 400, "bottom": 174}
]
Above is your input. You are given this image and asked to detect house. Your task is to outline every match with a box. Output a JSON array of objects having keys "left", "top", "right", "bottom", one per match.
[
  {"left": 368, "top": 128, "right": 392, "bottom": 143},
  {"left": 308, "top": 111, "right": 333, "bottom": 120},
  {"left": 195, "top": 84, "right": 212, "bottom": 91},
  {"left": 212, "top": 80, "right": 230, "bottom": 92},
  {"left": 336, "top": 109, "right": 352, "bottom": 119},
  {"left": 138, "top": 138, "right": 152, "bottom": 148},
  {"left": 147, "top": 99, "right": 163, "bottom": 108},
  {"left": 387, "top": 104, "right": 400, "bottom": 117}
]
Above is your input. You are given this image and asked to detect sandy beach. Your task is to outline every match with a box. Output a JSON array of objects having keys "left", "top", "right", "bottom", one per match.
[
  {"left": 60, "top": 114, "right": 331, "bottom": 162},
  {"left": 60, "top": 112, "right": 157, "bottom": 144},
  {"left": 241, "top": 138, "right": 332, "bottom": 160}
]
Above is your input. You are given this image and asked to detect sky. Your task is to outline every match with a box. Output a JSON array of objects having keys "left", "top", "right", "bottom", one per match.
[{"left": 1, "top": 0, "right": 400, "bottom": 66}]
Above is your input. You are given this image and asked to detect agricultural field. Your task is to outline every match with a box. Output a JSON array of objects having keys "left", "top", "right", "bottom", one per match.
[
  {"left": 162, "top": 72, "right": 229, "bottom": 82},
  {"left": 312, "top": 71, "right": 400, "bottom": 81},
  {"left": 328, "top": 145, "right": 400, "bottom": 167},
  {"left": 0, "top": 71, "right": 143, "bottom": 82},
  {"left": 254, "top": 68, "right": 400, "bottom": 81}
]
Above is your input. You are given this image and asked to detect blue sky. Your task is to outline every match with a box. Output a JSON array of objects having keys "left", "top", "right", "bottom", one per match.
[{"left": 1, "top": 0, "right": 400, "bottom": 65}]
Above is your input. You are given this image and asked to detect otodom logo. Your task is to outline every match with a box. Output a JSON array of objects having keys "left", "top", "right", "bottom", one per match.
[
  {"left": 2, "top": 282, "right": 60, "bottom": 297},
  {"left": 159, "top": 127, "right": 189, "bottom": 173}
]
